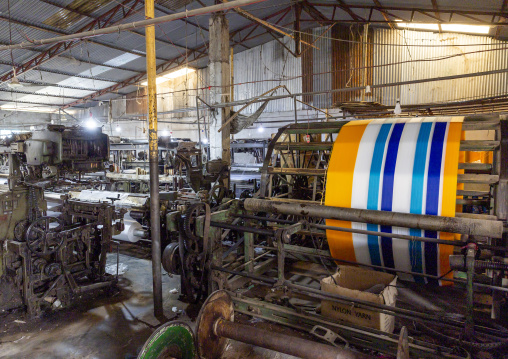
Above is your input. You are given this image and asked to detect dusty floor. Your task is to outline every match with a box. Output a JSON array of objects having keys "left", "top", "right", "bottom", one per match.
[{"left": 0, "top": 252, "right": 297, "bottom": 359}]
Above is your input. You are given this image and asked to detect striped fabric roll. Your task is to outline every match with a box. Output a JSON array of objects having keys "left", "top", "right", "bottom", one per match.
[{"left": 325, "top": 117, "right": 463, "bottom": 284}]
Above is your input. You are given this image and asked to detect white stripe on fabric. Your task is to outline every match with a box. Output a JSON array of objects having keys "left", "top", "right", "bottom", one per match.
[
  {"left": 391, "top": 121, "right": 421, "bottom": 281},
  {"left": 351, "top": 123, "right": 383, "bottom": 265}
]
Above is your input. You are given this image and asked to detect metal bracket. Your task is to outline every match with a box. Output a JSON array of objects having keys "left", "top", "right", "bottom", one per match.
[{"left": 310, "top": 325, "right": 349, "bottom": 349}]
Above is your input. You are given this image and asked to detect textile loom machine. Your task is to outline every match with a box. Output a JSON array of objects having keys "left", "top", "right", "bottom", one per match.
[
  {"left": 0, "top": 126, "right": 124, "bottom": 316},
  {"left": 152, "top": 115, "right": 508, "bottom": 359}
]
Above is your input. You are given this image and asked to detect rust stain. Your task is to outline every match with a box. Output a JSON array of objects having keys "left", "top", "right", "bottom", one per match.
[{"left": 43, "top": 0, "right": 111, "bottom": 30}]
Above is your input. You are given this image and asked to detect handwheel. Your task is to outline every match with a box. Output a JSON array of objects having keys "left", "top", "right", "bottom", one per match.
[{"left": 26, "top": 216, "right": 65, "bottom": 256}]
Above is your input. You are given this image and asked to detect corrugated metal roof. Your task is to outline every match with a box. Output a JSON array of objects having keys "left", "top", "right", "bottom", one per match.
[{"left": 0, "top": 0, "right": 506, "bottom": 111}]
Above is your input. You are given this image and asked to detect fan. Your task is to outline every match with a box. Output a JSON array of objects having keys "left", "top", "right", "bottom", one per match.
[{"left": 5, "top": 68, "right": 46, "bottom": 90}]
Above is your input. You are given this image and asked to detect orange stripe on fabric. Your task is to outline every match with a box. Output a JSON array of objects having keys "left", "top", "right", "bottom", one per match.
[
  {"left": 325, "top": 120, "right": 370, "bottom": 263},
  {"left": 457, "top": 131, "right": 465, "bottom": 213},
  {"left": 439, "top": 120, "right": 463, "bottom": 283}
]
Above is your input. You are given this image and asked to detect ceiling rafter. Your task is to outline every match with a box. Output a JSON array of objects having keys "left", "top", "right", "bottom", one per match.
[
  {"left": 334, "top": 0, "right": 365, "bottom": 22},
  {"left": 234, "top": 7, "right": 290, "bottom": 44},
  {"left": 61, "top": 7, "right": 294, "bottom": 109},
  {"left": 496, "top": 0, "right": 508, "bottom": 38},
  {"left": 0, "top": 42, "right": 142, "bottom": 75},
  {"left": 0, "top": 14, "right": 172, "bottom": 63},
  {"left": 310, "top": 3, "right": 508, "bottom": 20},
  {"left": 430, "top": 0, "right": 442, "bottom": 32},
  {"left": 301, "top": 1, "right": 329, "bottom": 26},
  {"left": 37, "top": 0, "right": 199, "bottom": 54},
  {"left": 0, "top": 0, "right": 144, "bottom": 84},
  {"left": 0, "top": 60, "right": 120, "bottom": 83}
]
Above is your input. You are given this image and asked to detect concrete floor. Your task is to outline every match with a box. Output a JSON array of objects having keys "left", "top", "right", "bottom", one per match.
[{"left": 0, "top": 252, "right": 296, "bottom": 359}]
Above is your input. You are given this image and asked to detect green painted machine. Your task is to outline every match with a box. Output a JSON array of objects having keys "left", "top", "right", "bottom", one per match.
[{"left": 0, "top": 125, "right": 124, "bottom": 316}]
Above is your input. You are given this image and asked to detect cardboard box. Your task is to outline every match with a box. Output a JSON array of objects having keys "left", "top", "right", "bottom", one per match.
[{"left": 320, "top": 265, "right": 397, "bottom": 333}]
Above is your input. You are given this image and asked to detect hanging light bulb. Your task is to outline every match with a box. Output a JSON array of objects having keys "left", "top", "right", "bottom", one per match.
[
  {"left": 85, "top": 118, "right": 97, "bottom": 129},
  {"left": 202, "top": 138, "right": 208, "bottom": 144},
  {"left": 162, "top": 129, "right": 169, "bottom": 136},
  {"left": 394, "top": 99, "right": 402, "bottom": 115},
  {"left": 257, "top": 125, "right": 264, "bottom": 133},
  {"left": 115, "top": 124, "right": 121, "bottom": 132}
]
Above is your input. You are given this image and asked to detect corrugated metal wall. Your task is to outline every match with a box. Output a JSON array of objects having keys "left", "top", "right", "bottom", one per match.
[
  {"left": 312, "top": 27, "right": 333, "bottom": 109},
  {"left": 233, "top": 36, "right": 302, "bottom": 114},
  {"left": 115, "top": 27, "right": 508, "bottom": 118},
  {"left": 373, "top": 29, "right": 508, "bottom": 106}
]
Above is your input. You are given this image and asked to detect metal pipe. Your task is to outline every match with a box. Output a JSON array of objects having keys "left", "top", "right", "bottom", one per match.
[
  {"left": 210, "top": 221, "right": 274, "bottom": 236},
  {"left": 146, "top": 0, "right": 163, "bottom": 320},
  {"left": 244, "top": 198, "right": 503, "bottom": 238},
  {"left": 309, "top": 223, "right": 466, "bottom": 247},
  {"left": 283, "top": 245, "right": 508, "bottom": 292},
  {"left": 235, "top": 214, "right": 297, "bottom": 224},
  {"left": 214, "top": 319, "right": 366, "bottom": 359},
  {"left": 0, "top": 0, "right": 267, "bottom": 51}
]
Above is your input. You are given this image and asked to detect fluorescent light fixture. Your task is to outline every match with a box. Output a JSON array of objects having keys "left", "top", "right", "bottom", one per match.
[
  {"left": 163, "top": 67, "right": 196, "bottom": 79},
  {"left": 442, "top": 24, "right": 491, "bottom": 34},
  {"left": 141, "top": 67, "right": 196, "bottom": 86},
  {"left": 141, "top": 77, "right": 171, "bottom": 86},
  {"left": 396, "top": 22, "right": 490, "bottom": 34}
]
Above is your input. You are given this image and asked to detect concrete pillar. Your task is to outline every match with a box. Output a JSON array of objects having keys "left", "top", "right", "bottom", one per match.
[{"left": 208, "top": 13, "right": 231, "bottom": 163}]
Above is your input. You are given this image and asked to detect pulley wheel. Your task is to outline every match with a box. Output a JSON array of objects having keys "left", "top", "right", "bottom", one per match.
[
  {"left": 137, "top": 321, "right": 196, "bottom": 359},
  {"left": 196, "top": 290, "right": 234, "bottom": 359},
  {"left": 162, "top": 242, "right": 181, "bottom": 275},
  {"left": 26, "top": 216, "right": 65, "bottom": 256}
]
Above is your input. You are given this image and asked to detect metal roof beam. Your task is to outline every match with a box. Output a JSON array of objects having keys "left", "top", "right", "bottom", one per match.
[
  {"left": 495, "top": 0, "right": 508, "bottom": 37},
  {"left": 301, "top": 1, "right": 329, "bottom": 26},
  {"left": 310, "top": 3, "right": 508, "bottom": 20},
  {"left": 0, "top": 59, "right": 120, "bottom": 83},
  {"left": 0, "top": 40, "right": 142, "bottom": 75},
  {"left": 62, "top": 7, "right": 294, "bottom": 109},
  {"left": 334, "top": 0, "right": 365, "bottom": 22},
  {"left": 0, "top": 0, "right": 144, "bottom": 83},
  {"left": 0, "top": 14, "right": 171, "bottom": 63},
  {"left": 430, "top": 0, "right": 442, "bottom": 32},
  {"left": 37, "top": 0, "right": 197, "bottom": 53}
]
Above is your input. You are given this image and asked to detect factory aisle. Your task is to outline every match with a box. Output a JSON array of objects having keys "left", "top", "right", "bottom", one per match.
[
  {"left": 0, "top": 252, "right": 298, "bottom": 359},
  {"left": 0, "top": 254, "right": 182, "bottom": 359}
]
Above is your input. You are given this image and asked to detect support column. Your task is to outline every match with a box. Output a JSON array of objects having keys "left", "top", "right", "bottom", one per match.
[
  {"left": 145, "top": 0, "right": 163, "bottom": 320},
  {"left": 208, "top": 13, "right": 231, "bottom": 164}
]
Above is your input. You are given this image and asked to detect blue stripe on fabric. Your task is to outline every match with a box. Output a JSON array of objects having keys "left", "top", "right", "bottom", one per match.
[
  {"left": 409, "top": 122, "right": 433, "bottom": 283},
  {"left": 366, "top": 123, "right": 392, "bottom": 266},
  {"left": 425, "top": 122, "right": 448, "bottom": 280},
  {"left": 380, "top": 123, "right": 405, "bottom": 269}
]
